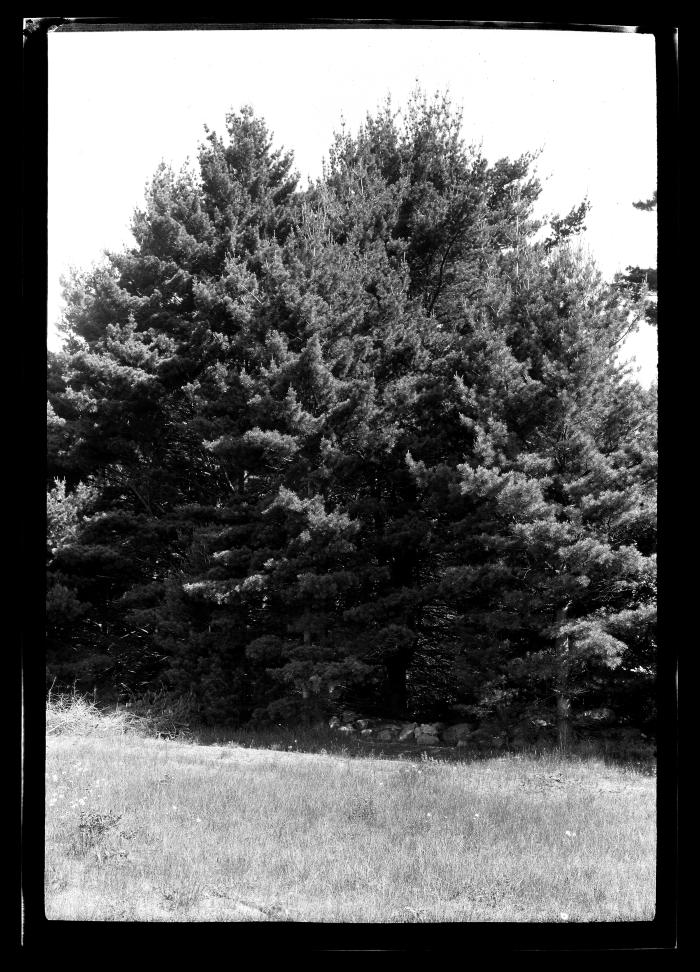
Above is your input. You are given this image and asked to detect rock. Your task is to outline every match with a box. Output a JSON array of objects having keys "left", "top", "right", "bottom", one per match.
[
  {"left": 415, "top": 723, "right": 441, "bottom": 739},
  {"left": 356, "top": 719, "right": 372, "bottom": 730},
  {"left": 398, "top": 723, "right": 418, "bottom": 742},
  {"left": 377, "top": 729, "right": 399, "bottom": 741},
  {"left": 580, "top": 707, "right": 616, "bottom": 724},
  {"left": 415, "top": 733, "right": 440, "bottom": 746},
  {"left": 328, "top": 716, "right": 341, "bottom": 729},
  {"left": 360, "top": 728, "right": 373, "bottom": 736},
  {"left": 442, "top": 723, "right": 474, "bottom": 745},
  {"left": 338, "top": 724, "right": 356, "bottom": 734},
  {"left": 509, "top": 729, "right": 530, "bottom": 747},
  {"left": 613, "top": 727, "right": 643, "bottom": 741}
]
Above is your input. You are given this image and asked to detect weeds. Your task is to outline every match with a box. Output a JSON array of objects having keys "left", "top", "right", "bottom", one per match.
[
  {"left": 70, "top": 809, "right": 122, "bottom": 857},
  {"left": 45, "top": 689, "right": 656, "bottom": 771},
  {"left": 347, "top": 795, "right": 378, "bottom": 824},
  {"left": 45, "top": 695, "right": 656, "bottom": 923},
  {"left": 46, "top": 687, "right": 194, "bottom": 741},
  {"left": 46, "top": 689, "right": 128, "bottom": 738}
]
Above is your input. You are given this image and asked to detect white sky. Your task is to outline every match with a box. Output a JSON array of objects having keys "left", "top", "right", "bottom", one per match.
[{"left": 48, "top": 27, "right": 658, "bottom": 383}]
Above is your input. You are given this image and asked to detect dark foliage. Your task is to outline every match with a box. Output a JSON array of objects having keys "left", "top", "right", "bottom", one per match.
[{"left": 47, "top": 96, "right": 657, "bottom": 742}]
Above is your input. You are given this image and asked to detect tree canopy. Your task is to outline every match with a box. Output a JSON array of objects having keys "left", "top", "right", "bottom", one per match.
[{"left": 47, "top": 94, "right": 657, "bottom": 744}]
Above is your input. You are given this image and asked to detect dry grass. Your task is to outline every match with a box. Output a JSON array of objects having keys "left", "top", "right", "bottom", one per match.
[{"left": 44, "top": 697, "right": 656, "bottom": 923}]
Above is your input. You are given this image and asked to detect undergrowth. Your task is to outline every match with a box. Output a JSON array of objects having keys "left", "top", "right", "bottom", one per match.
[{"left": 44, "top": 689, "right": 656, "bottom": 772}]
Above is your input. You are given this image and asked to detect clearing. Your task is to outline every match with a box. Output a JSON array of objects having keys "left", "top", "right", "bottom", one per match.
[{"left": 44, "top": 724, "right": 656, "bottom": 922}]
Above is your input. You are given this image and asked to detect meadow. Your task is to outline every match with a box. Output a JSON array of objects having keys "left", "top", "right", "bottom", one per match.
[{"left": 44, "top": 696, "right": 656, "bottom": 923}]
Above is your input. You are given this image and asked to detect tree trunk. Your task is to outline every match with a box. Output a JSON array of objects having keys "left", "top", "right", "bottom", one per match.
[
  {"left": 556, "top": 692, "right": 572, "bottom": 750},
  {"left": 385, "top": 656, "right": 408, "bottom": 719},
  {"left": 554, "top": 605, "right": 572, "bottom": 751},
  {"left": 385, "top": 554, "right": 419, "bottom": 720}
]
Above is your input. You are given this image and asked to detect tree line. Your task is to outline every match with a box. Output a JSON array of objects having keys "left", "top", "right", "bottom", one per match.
[{"left": 47, "top": 94, "right": 657, "bottom": 745}]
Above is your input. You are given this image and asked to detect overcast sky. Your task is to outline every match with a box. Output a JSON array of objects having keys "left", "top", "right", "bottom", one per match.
[{"left": 48, "top": 26, "right": 657, "bottom": 382}]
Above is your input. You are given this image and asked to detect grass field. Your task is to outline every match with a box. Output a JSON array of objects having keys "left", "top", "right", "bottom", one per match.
[{"left": 44, "top": 697, "right": 656, "bottom": 923}]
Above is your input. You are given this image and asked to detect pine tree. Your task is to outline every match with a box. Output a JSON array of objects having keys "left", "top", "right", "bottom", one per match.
[
  {"left": 47, "top": 108, "right": 300, "bottom": 697},
  {"left": 409, "top": 241, "right": 656, "bottom": 746},
  {"left": 48, "top": 96, "right": 656, "bottom": 739},
  {"left": 295, "top": 93, "right": 547, "bottom": 719},
  {"left": 615, "top": 190, "right": 658, "bottom": 325}
]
